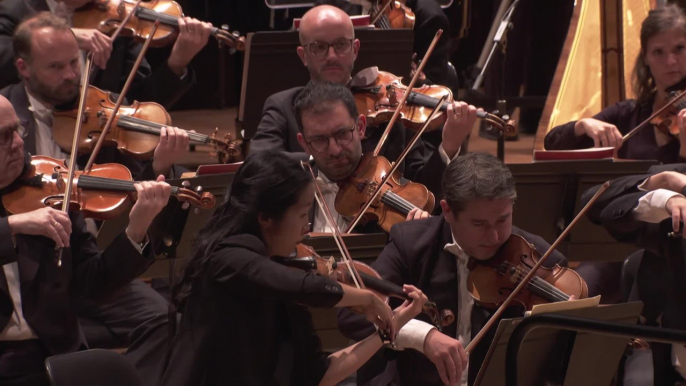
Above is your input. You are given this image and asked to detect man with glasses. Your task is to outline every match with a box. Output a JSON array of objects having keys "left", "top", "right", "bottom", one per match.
[
  {"left": 0, "top": 13, "right": 187, "bottom": 385},
  {"left": 252, "top": 4, "right": 477, "bottom": 208},
  {"left": 0, "top": 94, "right": 171, "bottom": 386}
]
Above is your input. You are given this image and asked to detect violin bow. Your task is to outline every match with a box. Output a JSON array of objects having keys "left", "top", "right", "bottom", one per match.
[
  {"left": 54, "top": 54, "right": 95, "bottom": 267},
  {"left": 372, "top": 29, "right": 443, "bottom": 156},
  {"left": 301, "top": 162, "right": 366, "bottom": 290},
  {"left": 463, "top": 181, "right": 611, "bottom": 354},
  {"left": 109, "top": 0, "right": 143, "bottom": 42},
  {"left": 369, "top": 0, "right": 393, "bottom": 26},
  {"left": 622, "top": 88, "right": 686, "bottom": 141},
  {"left": 84, "top": 20, "right": 160, "bottom": 172},
  {"left": 345, "top": 95, "right": 447, "bottom": 233}
]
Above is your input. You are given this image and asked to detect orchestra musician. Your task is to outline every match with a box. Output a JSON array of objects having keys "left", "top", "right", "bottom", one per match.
[
  {"left": 545, "top": 5, "right": 686, "bottom": 164},
  {"left": 0, "top": 13, "right": 190, "bottom": 384},
  {"left": 292, "top": 80, "right": 473, "bottom": 232},
  {"left": 314, "top": 0, "right": 455, "bottom": 89},
  {"left": 160, "top": 149, "right": 427, "bottom": 386},
  {"left": 250, "top": 5, "right": 476, "bottom": 199},
  {"left": 0, "top": 93, "right": 171, "bottom": 386},
  {"left": 337, "top": 152, "right": 578, "bottom": 386},
  {"left": 0, "top": 0, "right": 213, "bottom": 108},
  {"left": 583, "top": 164, "right": 686, "bottom": 385}
]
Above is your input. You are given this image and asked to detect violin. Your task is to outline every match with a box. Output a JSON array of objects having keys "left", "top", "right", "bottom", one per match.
[
  {"left": 335, "top": 153, "right": 435, "bottom": 233},
  {"left": 467, "top": 234, "right": 589, "bottom": 311},
  {"left": 370, "top": 0, "right": 415, "bottom": 30},
  {"left": 275, "top": 243, "right": 454, "bottom": 329},
  {"left": 352, "top": 70, "right": 516, "bottom": 134},
  {"left": 651, "top": 90, "right": 686, "bottom": 137},
  {"left": 2, "top": 156, "right": 216, "bottom": 220},
  {"left": 72, "top": 0, "right": 245, "bottom": 51},
  {"left": 52, "top": 86, "right": 242, "bottom": 164}
]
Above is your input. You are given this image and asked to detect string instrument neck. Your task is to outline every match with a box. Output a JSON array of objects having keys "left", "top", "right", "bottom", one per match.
[
  {"left": 116, "top": 115, "right": 216, "bottom": 145},
  {"left": 379, "top": 189, "right": 417, "bottom": 215},
  {"left": 77, "top": 174, "right": 180, "bottom": 196}
]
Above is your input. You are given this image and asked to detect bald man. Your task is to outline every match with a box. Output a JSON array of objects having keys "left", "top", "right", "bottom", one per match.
[
  {"left": 0, "top": 95, "right": 171, "bottom": 386},
  {"left": 250, "top": 5, "right": 477, "bottom": 205}
]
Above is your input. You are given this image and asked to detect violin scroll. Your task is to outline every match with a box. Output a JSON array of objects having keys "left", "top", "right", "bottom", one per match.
[
  {"left": 209, "top": 128, "right": 244, "bottom": 164},
  {"left": 175, "top": 181, "right": 216, "bottom": 210},
  {"left": 479, "top": 110, "right": 517, "bottom": 136}
]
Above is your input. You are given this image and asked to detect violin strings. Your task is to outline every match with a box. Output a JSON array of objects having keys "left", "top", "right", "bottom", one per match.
[
  {"left": 380, "top": 190, "right": 416, "bottom": 214},
  {"left": 78, "top": 175, "right": 180, "bottom": 195},
  {"left": 505, "top": 262, "right": 571, "bottom": 301},
  {"left": 118, "top": 115, "right": 209, "bottom": 143},
  {"left": 497, "top": 261, "right": 569, "bottom": 302}
]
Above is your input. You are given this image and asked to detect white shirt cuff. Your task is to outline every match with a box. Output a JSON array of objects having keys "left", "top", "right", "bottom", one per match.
[
  {"left": 633, "top": 189, "right": 683, "bottom": 223},
  {"left": 637, "top": 177, "right": 651, "bottom": 192},
  {"left": 179, "top": 67, "right": 189, "bottom": 80},
  {"left": 127, "top": 234, "right": 149, "bottom": 253},
  {"left": 438, "top": 143, "right": 460, "bottom": 165},
  {"left": 394, "top": 319, "right": 436, "bottom": 353}
]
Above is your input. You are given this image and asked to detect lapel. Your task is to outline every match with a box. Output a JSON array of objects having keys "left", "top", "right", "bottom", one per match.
[
  {"left": 9, "top": 83, "right": 38, "bottom": 155},
  {"left": 14, "top": 236, "right": 47, "bottom": 285}
]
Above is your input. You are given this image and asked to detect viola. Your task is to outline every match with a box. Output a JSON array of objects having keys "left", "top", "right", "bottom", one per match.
[
  {"left": 274, "top": 243, "right": 454, "bottom": 329},
  {"left": 334, "top": 153, "right": 435, "bottom": 233},
  {"left": 467, "top": 234, "right": 589, "bottom": 311},
  {"left": 2, "top": 156, "right": 216, "bottom": 220},
  {"left": 52, "top": 86, "right": 242, "bottom": 164},
  {"left": 370, "top": 0, "right": 415, "bottom": 30},
  {"left": 352, "top": 70, "right": 516, "bottom": 134},
  {"left": 72, "top": 0, "right": 245, "bottom": 51}
]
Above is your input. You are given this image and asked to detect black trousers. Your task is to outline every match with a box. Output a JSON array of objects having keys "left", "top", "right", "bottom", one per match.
[{"left": 74, "top": 279, "right": 170, "bottom": 385}]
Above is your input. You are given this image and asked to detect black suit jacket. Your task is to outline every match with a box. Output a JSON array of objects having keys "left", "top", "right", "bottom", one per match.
[
  {"left": 0, "top": 202, "right": 152, "bottom": 355},
  {"left": 582, "top": 164, "right": 686, "bottom": 385},
  {"left": 159, "top": 234, "right": 345, "bottom": 386},
  {"left": 0, "top": 0, "right": 193, "bottom": 109},
  {"left": 0, "top": 81, "right": 184, "bottom": 181},
  {"left": 336, "top": 215, "right": 567, "bottom": 386},
  {"left": 250, "top": 86, "right": 448, "bottom": 199}
]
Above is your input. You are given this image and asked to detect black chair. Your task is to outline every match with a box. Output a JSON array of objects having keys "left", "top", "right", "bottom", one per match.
[{"left": 45, "top": 349, "right": 143, "bottom": 386}]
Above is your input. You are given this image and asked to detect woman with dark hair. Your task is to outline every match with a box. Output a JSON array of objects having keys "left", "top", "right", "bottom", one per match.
[
  {"left": 159, "top": 150, "right": 427, "bottom": 386},
  {"left": 545, "top": 4, "right": 686, "bottom": 164}
]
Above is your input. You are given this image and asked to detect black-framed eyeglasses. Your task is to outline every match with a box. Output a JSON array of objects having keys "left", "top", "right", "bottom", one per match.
[
  {"left": 0, "top": 124, "right": 27, "bottom": 148},
  {"left": 303, "top": 38, "right": 353, "bottom": 58},
  {"left": 305, "top": 123, "right": 356, "bottom": 153}
]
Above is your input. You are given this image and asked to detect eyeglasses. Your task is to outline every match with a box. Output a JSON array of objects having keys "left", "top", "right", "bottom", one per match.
[
  {"left": 0, "top": 124, "right": 27, "bottom": 148},
  {"left": 305, "top": 123, "right": 356, "bottom": 153},
  {"left": 303, "top": 38, "right": 353, "bottom": 58}
]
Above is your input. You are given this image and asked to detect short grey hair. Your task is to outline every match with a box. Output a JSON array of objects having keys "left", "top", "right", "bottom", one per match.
[{"left": 441, "top": 152, "right": 516, "bottom": 214}]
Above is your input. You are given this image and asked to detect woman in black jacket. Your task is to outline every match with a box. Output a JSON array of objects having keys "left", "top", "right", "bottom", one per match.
[{"left": 159, "top": 150, "right": 426, "bottom": 386}]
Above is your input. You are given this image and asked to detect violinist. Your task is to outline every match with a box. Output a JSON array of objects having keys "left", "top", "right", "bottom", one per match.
[
  {"left": 337, "top": 152, "right": 579, "bottom": 386},
  {"left": 545, "top": 5, "right": 686, "bottom": 164},
  {"left": 250, "top": 5, "right": 475, "bottom": 198},
  {"left": 582, "top": 164, "right": 686, "bottom": 385},
  {"left": 293, "top": 81, "right": 472, "bottom": 232},
  {"left": 160, "top": 149, "right": 427, "bottom": 386},
  {"left": 0, "top": 0, "right": 212, "bottom": 108},
  {"left": 0, "top": 94, "right": 171, "bottom": 386},
  {"left": 315, "top": 0, "right": 454, "bottom": 88},
  {"left": 1, "top": 13, "right": 187, "bottom": 385}
]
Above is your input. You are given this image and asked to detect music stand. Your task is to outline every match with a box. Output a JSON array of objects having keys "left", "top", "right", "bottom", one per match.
[
  {"left": 508, "top": 160, "right": 657, "bottom": 262},
  {"left": 474, "top": 301, "right": 643, "bottom": 386},
  {"left": 237, "top": 29, "right": 414, "bottom": 140}
]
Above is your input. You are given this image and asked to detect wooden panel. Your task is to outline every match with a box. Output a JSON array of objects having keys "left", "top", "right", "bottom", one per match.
[{"left": 623, "top": 0, "right": 654, "bottom": 100}]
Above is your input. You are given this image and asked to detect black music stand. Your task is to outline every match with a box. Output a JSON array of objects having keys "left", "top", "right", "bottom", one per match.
[
  {"left": 474, "top": 301, "right": 643, "bottom": 386},
  {"left": 237, "top": 29, "right": 414, "bottom": 140},
  {"left": 508, "top": 160, "right": 657, "bottom": 262}
]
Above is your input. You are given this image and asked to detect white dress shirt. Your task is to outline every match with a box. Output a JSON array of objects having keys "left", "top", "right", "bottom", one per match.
[
  {"left": 634, "top": 181, "right": 686, "bottom": 380},
  {"left": 26, "top": 89, "right": 70, "bottom": 161}
]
